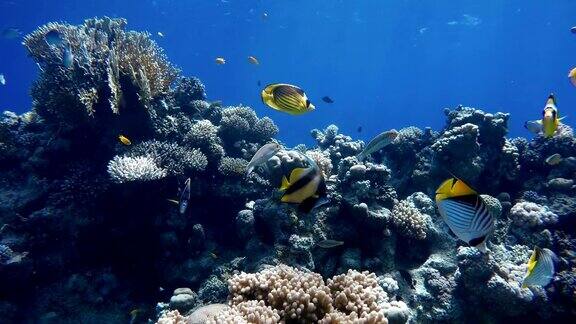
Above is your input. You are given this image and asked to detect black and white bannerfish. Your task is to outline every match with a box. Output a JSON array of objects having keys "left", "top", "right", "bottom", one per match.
[
  {"left": 357, "top": 129, "right": 398, "bottom": 161},
  {"left": 246, "top": 142, "right": 281, "bottom": 176},
  {"left": 279, "top": 154, "right": 328, "bottom": 213},
  {"left": 179, "top": 178, "right": 191, "bottom": 214},
  {"left": 522, "top": 246, "right": 556, "bottom": 288},
  {"left": 435, "top": 177, "right": 495, "bottom": 252}
]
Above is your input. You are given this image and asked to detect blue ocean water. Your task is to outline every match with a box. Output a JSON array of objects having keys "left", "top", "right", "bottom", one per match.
[{"left": 1, "top": 0, "right": 575, "bottom": 145}]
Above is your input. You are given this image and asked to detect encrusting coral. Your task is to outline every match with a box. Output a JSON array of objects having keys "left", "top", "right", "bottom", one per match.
[{"left": 0, "top": 16, "right": 574, "bottom": 324}]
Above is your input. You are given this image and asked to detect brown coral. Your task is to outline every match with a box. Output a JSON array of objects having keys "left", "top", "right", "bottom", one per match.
[{"left": 23, "top": 17, "right": 179, "bottom": 126}]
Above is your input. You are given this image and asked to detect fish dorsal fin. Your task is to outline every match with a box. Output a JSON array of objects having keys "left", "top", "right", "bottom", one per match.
[
  {"left": 279, "top": 176, "right": 290, "bottom": 191},
  {"left": 527, "top": 247, "right": 540, "bottom": 274},
  {"left": 436, "top": 178, "right": 455, "bottom": 195},
  {"left": 451, "top": 178, "right": 477, "bottom": 196},
  {"left": 547, "top": 94, "right": 556, "bottom": 106},
  {"left": 289, "top": 167, "right": 308, "bottom": 183}
]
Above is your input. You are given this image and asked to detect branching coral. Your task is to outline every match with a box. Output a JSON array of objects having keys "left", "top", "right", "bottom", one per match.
[
  {"left": 23, "top": 17, "right": 179, "bottom": 125},
  {"left": 127, "top": 140, "right": 208, "bottom": 175},
  {"left": 227, "top": 265, "right": 333, "bottom": 322},
  {"left": 107, "top": 155, "right": 167, "bottom": 183},
  {"left": 219, "top": 106, "right": 278, "bottom": 143}
]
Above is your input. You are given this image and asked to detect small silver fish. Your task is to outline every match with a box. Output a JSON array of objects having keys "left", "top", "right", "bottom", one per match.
[
  {"left": 246, "top": 143, "right": 281, "bottom": 176},
  {"left": 179, "top": 178, "right": 191, "bottom": 214},
  {"left": 0, "top": 74, "right": 5, "bottom": 86},
  {"left": 63, "top": 45, "right": 74, "bottom": 68},
  {"left": 545, "top": 153, "right": 562, "bottom": 166},
  {"left": 1, "top": 27, "right": 21, "bottom": 39},
  {"left": 357, "top": 129, "right": 399, "bottom": 161},
  {"left": 524, "top": 120, "right": 542, "bottom": 134},
  {"left": 316, "top": 239, "right": 344, "bottom": 248}
]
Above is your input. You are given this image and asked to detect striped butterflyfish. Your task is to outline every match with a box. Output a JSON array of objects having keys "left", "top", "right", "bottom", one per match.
[
  {"left": 261, "top": 83, "right": 315, "bottom": 115},
  {"left": 435, "top": 178, "right": 494, "bottom": 252},
  {"left": 522, "top": 246, "right": 556, "bottom": 288},
  {"left": 279, "top": 154, "right": 327, "bottom": 213}
]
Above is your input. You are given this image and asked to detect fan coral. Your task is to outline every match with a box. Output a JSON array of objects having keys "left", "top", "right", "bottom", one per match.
[{"left": 107, "top": 155, "right": 167, "bottom": 183}]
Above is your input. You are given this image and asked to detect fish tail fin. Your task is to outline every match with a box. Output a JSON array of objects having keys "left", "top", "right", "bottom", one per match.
[{"left": 279, "top": 176, "right": 290, "bottom": 191}]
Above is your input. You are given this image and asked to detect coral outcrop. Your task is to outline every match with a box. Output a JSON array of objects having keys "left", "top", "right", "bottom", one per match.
[{"left": 0, "top": 16, "right": 574, "bottom": 324}]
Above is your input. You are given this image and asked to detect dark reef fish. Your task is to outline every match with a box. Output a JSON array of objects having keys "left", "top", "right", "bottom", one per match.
[
  {"left": 322, "top": 96, "right": 334, "bottom": 103},
  {"left": 279, "top": 154, "right": 327, "bottom": 213},
  {"left": 316, "top": 239, "right": 344, "bottom": 248},
  {"left": 435, "top": 177, "right": 494, "bottom": 253},
  {"left": 261, "top": 83, "right": 315, "bottom": 115},
  {"left": 522, "top": 246, "right": 556, "bottom": 288},
  {"left": 357, "top": 129, "right": 398, "bottom": 161},
  {"left": 246, "top": 142, "right": 281, "bottom": 176}
]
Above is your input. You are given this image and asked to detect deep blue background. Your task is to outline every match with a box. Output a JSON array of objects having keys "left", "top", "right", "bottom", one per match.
[{"left": 1, "top": 0, "right": 575, "bottom": 145}]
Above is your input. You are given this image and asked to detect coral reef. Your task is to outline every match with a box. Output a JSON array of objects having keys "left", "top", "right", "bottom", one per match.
[{"left": 0, "top": 16, "right": 574, "bottom": 324}]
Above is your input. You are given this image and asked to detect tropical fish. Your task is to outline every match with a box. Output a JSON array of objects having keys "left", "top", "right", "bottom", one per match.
[
  {"left": 0, "top": 27, "right": 21, "bottom": 39},
  {"left": 179, "top": 178, "right": 191, "bottom": 214},
  {"left": 279, "top": 154, "right": 328, "bottom": 213},
  {"left": 435, "top": 178, "right": 495, "bottom": 252},
  {"left": 157, "top": 31, "right": 165, "bottom": 37},
  {"left": 572, "top": 26, "right": 576, "bottom": 34},
  {"left": 215, "top": 57, "right": 226, "bottom": 65},
  {"left": 118, "top": 135, "right": 132, "bottom": 146},
  {"left": 322, "top": 96, "right": 334, "bottom": 103},
  {"left": 63, "top": 45, "right": 74, "bottom": 68},
  {"left": 166, "top": 199, "right": 179, "bottom": 205},
  {"left": 545, "top": 153, "right": 562, "bottom": 166},
  {"left": 246, "top": 142, "right": 281, "bottom": 176},
  {"left": 357, "top": 129, "right": 398, "bottom": 161},
  {"left": 210, "top": 252, "right": 218, "bottom": 259},
  {"left": 357, "top": 126, "right": 362, "bottom": 133},
  {"left": 541, "top": 94, "right": 564, "bottom": 138},
  {"left": 316, "top": 239, "right": 344, "bottom": 248},
  {"left": 262, "top": 12, "right": 269, "bottom": 20},
  {"left": 261, "top": 83, "right": 315, "bottom": 115},
  {"left": 524, "top": 120, "right": 542, "bottom": 135},
  {"left": 569, "top": 67, "right": 576, "bottom": 87},
  {"left": 247, "top": 56, "right": 259, "bottom": 65},
  {"left": 0, "top": 74, "right": 5, "bottom": 86},
  {"left": 522, "top": 246, "right": 556, "bottom": 288},
  {"left": 44, "top": 29, "right": 64, "bottom": 46}
]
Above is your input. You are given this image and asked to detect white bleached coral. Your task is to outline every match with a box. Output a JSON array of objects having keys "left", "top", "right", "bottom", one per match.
[
  {"left": 107, "top": 155, "right": 167, "bottom": 183},
  {"left": 206, "top": 300, "right": 280, "bottom": 324}
]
